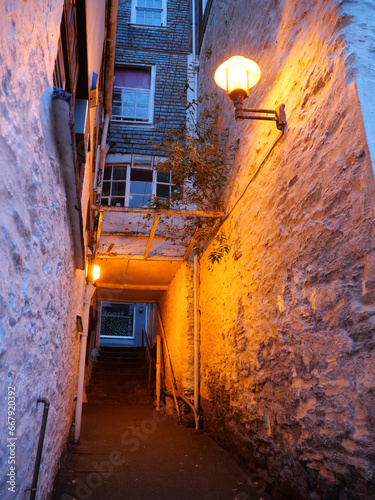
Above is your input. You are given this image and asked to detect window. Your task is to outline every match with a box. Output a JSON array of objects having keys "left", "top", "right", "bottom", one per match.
[
  {"left": 53, "top": 0, "right": 78, "bottom": 94},
  {"left": 100, "top": 302, "right": 135, "bottom": 338},
  {"left": 131, "top": 0, "right": 167, "bottom": 27},
  {"left": 112, "top": 67, "right": 155, "bottom": 124},
  {"left": 101, "top": 155, "right": 175, "bottom": 207}
]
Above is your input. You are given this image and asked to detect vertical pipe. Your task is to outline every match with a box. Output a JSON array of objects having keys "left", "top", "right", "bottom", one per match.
[
  {"left": 156, "top": 334, "right": 161, "bottom": 410},
  {"left": 29, "top": 398, "right": 50, "bottom": 500},
  {"left": 74, "top": 282, "right": 96, "bottom": 444},
  {"left": 193, "top": 254, "right": 199, "bottom": 414}
]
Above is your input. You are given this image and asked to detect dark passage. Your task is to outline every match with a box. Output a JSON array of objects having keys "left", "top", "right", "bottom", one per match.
[{"left": 52, "top": 347, "right": 271, "bottom": 500}]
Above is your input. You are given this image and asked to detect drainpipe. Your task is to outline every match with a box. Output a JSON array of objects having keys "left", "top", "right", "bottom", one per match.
[
  {"left": 193, "top": 254, "right": 199, "bottom": 415},
  {"left": 156, "top": 334, "right": 161, "bottom": 410},
  {"left": 96, "top": 113, "right": 110, "bottom": 189},
  {"left": 74, "top": 281, "right": 96, "bottom": 444},
  {"left": 104, "top": 0, "right": 118, "bottom": 116},
  {"left": 94, "top": 0, "right": 118, "bottom": 197}
]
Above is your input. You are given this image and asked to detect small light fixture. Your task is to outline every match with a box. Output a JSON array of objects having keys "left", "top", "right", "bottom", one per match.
[
  {"left": 214, "top": 55, "right": 286, "bottom": 130},
  {"left": 76, "top": 315, "right": 83, "bottom": 332},
  {"left": 138, "top": 306, "right": 144, "bottom": 314},
  {"left": 92, "top": 265, "right": 100, "bottom": 282}
]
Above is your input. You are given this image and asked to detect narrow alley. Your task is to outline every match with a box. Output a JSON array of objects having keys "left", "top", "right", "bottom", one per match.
[
  {"left": 2, "top": 1, "right": 375, "bottom": 499},
  {"left": 52, "top": 346, "right": 270, "bottom": 500}
]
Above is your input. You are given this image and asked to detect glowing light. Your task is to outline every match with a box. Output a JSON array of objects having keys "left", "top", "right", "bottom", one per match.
[
  {"left": 92, "top": 265, "right": 100, "bottom": 282},
  {"left": 214, "top": 56, "right": 261, "bottom": 97}
]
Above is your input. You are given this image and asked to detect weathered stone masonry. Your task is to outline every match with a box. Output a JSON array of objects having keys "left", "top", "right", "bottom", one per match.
[
  {"left": 162, "top": 0, "right": 375, "bottom": 499},
  {"left": 0, "top": 2, "right": 84, "bottom": 499}
]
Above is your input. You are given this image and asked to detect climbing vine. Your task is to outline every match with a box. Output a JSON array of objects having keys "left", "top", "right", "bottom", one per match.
[{"left": 149, "top": 95, "right": 238, "bottom": 258}]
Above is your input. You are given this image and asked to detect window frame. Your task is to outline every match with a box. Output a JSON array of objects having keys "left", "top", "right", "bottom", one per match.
[
  {"left": 99, "top": 302, "right": 136, "bottom": 339},
  {"left": 101, "top": 155, "right": 175, "bottom": 208},
  {"left": 112, "top": 65, "right": 156, "bottom": 125},
  {"left": 130, "top": 0, "right": 167, "bottom": 27}
]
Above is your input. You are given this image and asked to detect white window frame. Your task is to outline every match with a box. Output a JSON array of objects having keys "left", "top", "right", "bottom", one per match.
[
  {"left": 101, "top": 155, "right": 175, "bottom": 208},
  {"left": 99, "top": 302, "right": 136, "bottom": 339},
  {"left": 112, "top": 65, "right": 156, "bottom": 125},
  {"left": 131, "top": 0, "right": 167, "bottom": 27}
]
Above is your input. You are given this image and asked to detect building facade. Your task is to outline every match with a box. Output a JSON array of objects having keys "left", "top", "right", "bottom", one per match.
[{"left": 0, "top": 1, "right": 111, "bottom": 497}]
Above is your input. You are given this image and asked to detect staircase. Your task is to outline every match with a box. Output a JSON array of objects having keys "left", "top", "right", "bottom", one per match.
[{"left": 87, "top": 347, "right": 153, "bottom": 404}]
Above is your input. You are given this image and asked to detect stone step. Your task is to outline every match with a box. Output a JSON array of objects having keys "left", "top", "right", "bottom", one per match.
[
  {"left": 90, "top": 373, "right": 146, "bottom": 383},
  {"left": 87, "top": 395, "right": 154, "bottom": 405},
  {"left": 93, "top": 358, "right": 146, "bottom": 365},
  {"left": 88, "top": 379, "right": 148, "bottom": 390}
]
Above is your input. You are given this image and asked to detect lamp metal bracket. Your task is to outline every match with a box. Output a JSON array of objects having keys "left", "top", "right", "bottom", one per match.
[{"left": 235, "top": 103, "right": 287, "bottom": 131}]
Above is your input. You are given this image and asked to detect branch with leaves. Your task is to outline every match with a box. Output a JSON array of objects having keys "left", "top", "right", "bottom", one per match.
[{"left": 149, "top": 95, "right": 238, "bottom": 255}]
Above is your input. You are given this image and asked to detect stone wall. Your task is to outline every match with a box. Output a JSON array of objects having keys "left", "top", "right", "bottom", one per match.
[
  {"left": 193, "top": 0, "right": 375, "bottom": 498},
  {"left": 159, "top": 262, "right": 195, "bottom": 398},
  {"left": 0, "top": 2, "right": 83, "bottom": 498}
]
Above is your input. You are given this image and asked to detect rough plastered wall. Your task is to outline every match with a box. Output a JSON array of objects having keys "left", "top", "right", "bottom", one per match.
[
  {"left": 159, "top": 262, "right": 194, "bottom": 398},
  {"left": 0, "top": 2, "right": 83, "bottom": 499},
  {"left": 197, "top": 0, "right": 375, "bottom": 498}
]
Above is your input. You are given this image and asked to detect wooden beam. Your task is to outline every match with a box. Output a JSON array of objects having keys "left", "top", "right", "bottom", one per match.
[
  {"left": 183, "top": 226, "right": 200, "bottom": 261},
  {"left": 97, "top": 283, "right": 169, "bottom": 290},
  {"left": 96, "top": 254, "right": 184, "bottom": 261},
  {"left": 97, "top": 298, "right": 158, "bottom": 303},
  {"left": 144, "top": 214, "right": 160, "bottom": 259},
  {"left": 94, "top": 210, "right": 103, "bottom": 261},
  {"left": 92, "top": 204, "right": 224, "bottom": 218},
  {"left": 105, "top": 243, "right": 114, "bottom": 255}
]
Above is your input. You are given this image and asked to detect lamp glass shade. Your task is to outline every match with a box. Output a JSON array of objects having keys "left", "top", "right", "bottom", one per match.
[
  {"left": 92, "top": 265, "right": 100, "bottom": 282},
  {"left": 214, "top": 56, "right": 261, "bottom": 97}
]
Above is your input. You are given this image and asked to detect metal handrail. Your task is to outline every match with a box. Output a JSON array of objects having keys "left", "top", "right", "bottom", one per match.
[
  {"left": 161, "top": 390, "right": 200, "bottom": 430},
  {"left": 26, "top": 398, "right": 50, "bottom": 499},
  {"left": 143, "top": 329, "right": 155, "bottom": 395}
]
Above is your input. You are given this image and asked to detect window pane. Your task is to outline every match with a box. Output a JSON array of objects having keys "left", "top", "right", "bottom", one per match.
[
  {"left": 112, "top": 105, "right": 121, "bottom": 117},
  {"left": 136, "top": 105, "right": 149, "bottom": 119},
  {"left": 137, "top": 92, "right": 149, "bottom": 104},
  {"left": 101, "top": 198, "right": 109, "bottom": 206},
  {"left": 130, "top": 181, "right": 152, "bottom": 195},
  {"left": 131, "top": 168, "right": 153, "bottom": 182},
  {"left": 129, "top": 194, "right": 151, "bottom": 207},
  {"left": 112, "top": 182, "right": 126, "bottom": 196},
  {"left": 124, "top": 104, "right": 136, "bottom": 118},
  {"left": 138, "top": 0, "right": 146, "bottom": 6},
  {"left": 103, "top": 166, "right": 112, "bottom": 180},
  {"left": 112, "top": 166, "right": 127, "bottom": 180},
  {"left": 111, "top": 197, "right": 125, "bottom": 207},
  {"left": 101, "top": 302, "right": 134, "bottom": 337},
  {"left": 113, "top": 90, "right": 122, "bottom": 102},
  {"left": 157, "top": 171, "right": 170, "bottom": 183},
  {"left": 102, "top": 182, "right": 111, "bottom": 196},
  {"left": 157, "top": 184, "right": 170, "bottom": 198},
  {"left": 114, "top": 68, "right": 151, "bottom": 89},
  {"left": 153, "top": 11, "right": 162, "bottom": 25},
  {"left": 124, "top": 90, "right": 136, "bottom": 103},
  {"left": 133, "top": 156, "right": 152, "bottom": 168},
  {"left": 136, "top": 11, "right": 145, "bottom": 24}
]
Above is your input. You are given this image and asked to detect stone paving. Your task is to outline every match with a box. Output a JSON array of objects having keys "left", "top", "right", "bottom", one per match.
[{"left": 52, "top": 403, "right": 272, "bottom": 500}]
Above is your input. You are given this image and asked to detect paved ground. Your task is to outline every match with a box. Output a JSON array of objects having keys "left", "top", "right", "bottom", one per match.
[{"left": 52, "top": 403, "right": 272, "bottom": 500}]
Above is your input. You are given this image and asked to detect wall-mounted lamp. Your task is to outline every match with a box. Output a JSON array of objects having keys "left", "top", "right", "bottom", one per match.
[{"left": 214, "top": 55, "right": 286, "bottom": 130}]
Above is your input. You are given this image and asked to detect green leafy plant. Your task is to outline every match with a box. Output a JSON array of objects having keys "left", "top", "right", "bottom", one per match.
[
  {"left": 208, "top": 233, "right": 230, "bottom": 267},
  {"left": 149, "top": 95, "right": 238, "bottom": 253}
]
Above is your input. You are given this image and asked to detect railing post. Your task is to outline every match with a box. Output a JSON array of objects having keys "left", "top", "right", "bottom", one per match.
[{"left": 156, "top": 334, "right": 161, "bottom": 410}]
